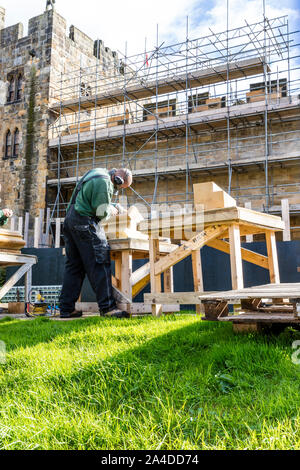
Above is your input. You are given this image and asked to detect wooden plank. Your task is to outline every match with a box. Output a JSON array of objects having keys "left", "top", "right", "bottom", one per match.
[
  {"left": 55, "top": 219, "right": 61, "bottom": 248},
  {"left": 132, "top": 274, "right": 150, "bottom": 299},
  {"left": 24, "top": 213, "right": 29, "bottom": 248},
  {"left": 121, "top": 251, "right": 133, "bottom": 301},
  {"left": 199, "top": 287, "right": 300, "bottom": 301},
  {"left": 207, "top": 239, "right": 269, "bottom": 269},
  {"left": 164, "top": 266, "right": 174, "bottom": 293},
  {"left": 138, "top": 207, "right": 284, "bottom": 237},
  {"left": 114, "top": 254, "right": 122, "bottom": 290},
  {"left": 76, "top": 302, "right": 180, "bottom": 314},
  {"left": 0, "top": 253, "right": 37, "bottom": 265},
  {"left": 155, "top": 224, "right": 228, "bottom": 276},
  {"left": 34, "top": 217, "right": 40, "bottom": 248},
  {"left": 244, "top": 202, "right": 253, "bottom": 242},
  {"left": 219, "top": 313, "right": 300, "bottom": 324},
  {"left": 237, "top": 207, "right": 284, "bottom": 232},
  {"left": 18, "top": 217, "right": 23, "bottom": 236},
  {"left": 281, "top": 199, "right": 291, "bottom": 242},
  {"left": 191, "top": 250, "right": 203, "bottom": 314},
  {"left": 149, "top": 238, "right": 162, "bottom": 317},
  {"left": 229, "top": 224, "right": 244, "bottom": 290},
  {"left": 0, "top": 264, "right": 32, "bottom": 300},
  {"left": 44, "top": 208, "right": 51, "bottom": 247},
  {"left": 130, "top": 262, "right": 150, "bottom": 286},
  {"left": 39, "top": 209, "right": 44, "bottom": 247},
  {"left": 144, "top": 292, "right": 205, "bottom": 305},
  {"left": 10, "top": 217, "right": 16, "bottom": 232},
  {"left": 50, "top": 58, "right": 267, "bottom": 115},
  {"left": 266, "top": 231, "right": 280, "bottom": 284},
  {"left": 109, "top": 238, "right": 177, "bottom": 254},
  {"left": 24, "top": 267, "right": 32, "bottom": 303}
]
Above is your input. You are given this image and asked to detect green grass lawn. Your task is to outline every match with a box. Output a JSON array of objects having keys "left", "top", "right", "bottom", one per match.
[{"left": 0, "top": 314, "right": 300, "bottom": 450}]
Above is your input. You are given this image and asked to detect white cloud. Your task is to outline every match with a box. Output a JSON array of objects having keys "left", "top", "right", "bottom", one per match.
[
  {"left": 0, "top": 0, "right": 198, "bottom": 55},
  {"left": 0, "top": 0, "right": 298, "bottom": 58}
]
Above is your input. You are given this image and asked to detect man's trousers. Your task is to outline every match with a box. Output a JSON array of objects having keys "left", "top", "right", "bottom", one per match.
[{"left": 59, "top": 205, "right": 116, "bottom": 314}]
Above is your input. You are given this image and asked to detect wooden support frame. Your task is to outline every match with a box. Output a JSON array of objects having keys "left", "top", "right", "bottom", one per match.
[
  {"left": 121, "top": 251, "right": 133, "bottom": 301},
  {"left": 149, "top": 238, "right": 162, "bottom": 317},
  {"left": 281, "top": 199, "right": 291, "bottom": 242},
  {"left": 76, "top": 302, "right": 180, "bottom": 315},
  {"left": 207, "top": 239, "right": 269, "bottom": 269},
  {"left": 0, "top": 253, "right": 36, "bottom": 303},
  {"left": 144, "top": 292, "right": 206, "bottom": 305},
  {"left": 191, "top": 250, "right": 203, "bottom": 314},
  {"left": 164, "top": 266, "right": 174, "bottom": 294},
  {"left": 265, "top": 230, "right": 280, "bottom": 284},
  {"left": 154, "top": 224, "right": 228, "bottom": 276},
  {"left": 229, "top": 223, "right": 244, "bottom": 290},
  {"left": 114, "top": 253, "right": 122, "bottom": 290}
]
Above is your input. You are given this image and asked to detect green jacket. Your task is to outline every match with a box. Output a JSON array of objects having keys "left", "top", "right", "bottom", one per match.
[
  {"left": 0, "top": 210, "right": 8, "bottom": 227},
  {"left": 68, "top": 168, "right": 114, "bottom": 220}
]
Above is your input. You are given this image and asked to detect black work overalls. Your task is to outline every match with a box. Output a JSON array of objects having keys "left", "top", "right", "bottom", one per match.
[{"left": 59, "top": 171, "right": 116, "bottom": 314}]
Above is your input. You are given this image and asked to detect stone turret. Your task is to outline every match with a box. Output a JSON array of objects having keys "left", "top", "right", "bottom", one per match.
[{"left": 0, "top": 6, "right": 5, "bottom": 30}]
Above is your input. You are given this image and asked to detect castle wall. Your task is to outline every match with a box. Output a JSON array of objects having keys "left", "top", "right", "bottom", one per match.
[{"left": 0, "top": 8, "right": 120, "bottom": 218}]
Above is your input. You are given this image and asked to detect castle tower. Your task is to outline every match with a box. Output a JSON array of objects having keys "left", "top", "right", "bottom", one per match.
[{"left": 0, "top": 7, "right": 5, "bottom": 30}]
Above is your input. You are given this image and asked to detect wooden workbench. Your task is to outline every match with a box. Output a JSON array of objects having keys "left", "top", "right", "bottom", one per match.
[
  {"left": 139, "top": 206, "right": 285, "bottom": 316},
  {"left": 0, "top": 229, "right": 37, "bottom": 305},
  {"left": 76, "top": 237, "right": 181, "bottom": 315}
]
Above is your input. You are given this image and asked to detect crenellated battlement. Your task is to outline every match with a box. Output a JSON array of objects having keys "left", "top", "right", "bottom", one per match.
[
  {"left": 0, "top": 6, "right": 118, "bottom": 66},
  {"left": 0, "top": 6, "right": 5, "bottom": 30}
]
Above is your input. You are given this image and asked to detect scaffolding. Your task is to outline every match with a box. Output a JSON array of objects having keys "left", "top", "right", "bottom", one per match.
[{"left": 47, "top": 13, "right": 300, "bottom": 220}]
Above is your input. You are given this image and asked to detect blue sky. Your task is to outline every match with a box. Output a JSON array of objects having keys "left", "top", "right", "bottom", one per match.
[{"left": 0, "top": 0, "right": 299, "bottom": 56}]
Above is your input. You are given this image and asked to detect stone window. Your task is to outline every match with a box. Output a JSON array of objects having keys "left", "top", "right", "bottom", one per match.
[
  {"left": 16, "top": 75, "right": 23, "bottom": 101},
  {"left": 7, "top": 77, "right": 15, "bottom": 103},
  {"left": 6, "top": 74, "right": 23, "bottom": 103},
  {"left": 4, "top": 130, "right": 12, "bottom": 158},
  {"left": 13, "top": 128, "right": 20, "bottom": 157}
]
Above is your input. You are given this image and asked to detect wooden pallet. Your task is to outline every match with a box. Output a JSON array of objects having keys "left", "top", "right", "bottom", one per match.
[{"left": 199, "top": 283, "right": 300, "bottom": 329}]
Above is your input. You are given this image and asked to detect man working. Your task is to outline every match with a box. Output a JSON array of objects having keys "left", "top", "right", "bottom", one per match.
[
  {"left": 0, "top": 208, "right": 13, "bottom": 226},
  {"left": 59, "top": 167, "right": 133, "bottom": 319}
]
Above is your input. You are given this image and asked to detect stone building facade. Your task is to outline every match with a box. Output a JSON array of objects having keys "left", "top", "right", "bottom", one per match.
[
  {"left": 0, "top": 4, "right": 299, "bottom": 240},
  {"left": 0, "top": 5, "right": 119, "bottom": 217}
]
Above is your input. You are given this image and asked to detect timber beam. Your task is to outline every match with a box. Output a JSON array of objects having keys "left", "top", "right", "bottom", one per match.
[
  {"left": 154, "top": 224, "right": 228, "bottom": 276},
  {"left": 207, "top": 239, "right": 269, "bottom": 269}
]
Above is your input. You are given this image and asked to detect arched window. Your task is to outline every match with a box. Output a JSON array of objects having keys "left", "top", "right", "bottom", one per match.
[
  {"left": 5, "top": 130, "right": 12, "bottom": 158},
  {"left": 13, "top": 128, "right": 20, "bottom": 157},
  {"left": 16, "top": 75, "right": 23, "bottom": 101},
  {"left": 7, "top": 77, "right": 15, "bottom": 103}
]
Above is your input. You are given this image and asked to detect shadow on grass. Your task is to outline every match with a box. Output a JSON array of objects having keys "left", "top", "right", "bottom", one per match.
[
  {"left": 46, "top": 317, "right": 298, "bottom": 403},
  {"left": 0, "top": 316, "right": 126, "bottom": 351},
  {"left": 0, "top": 314, "right": 205, "bottom": 352},
  {"left": 1, "top": 315, "right": 300, "bottom": 449}
]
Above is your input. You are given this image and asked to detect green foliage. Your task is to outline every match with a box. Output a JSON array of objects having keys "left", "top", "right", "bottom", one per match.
[
  {"left": 24, "top": 65, "right": 37, "bottom": 212},
  {"left": 0, "top": 315, "right": 299, "bottom": 450}
]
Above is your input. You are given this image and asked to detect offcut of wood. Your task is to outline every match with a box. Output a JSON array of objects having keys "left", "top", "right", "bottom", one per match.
[
  {"left": 0, "top": 229, "right": 26, "bottom": 253},
  {"left": 193, "top": 181, "right": 237, "bottom": 211},
  {"left": 103, "top": 206, "right": 148, "bottom": 240}
]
